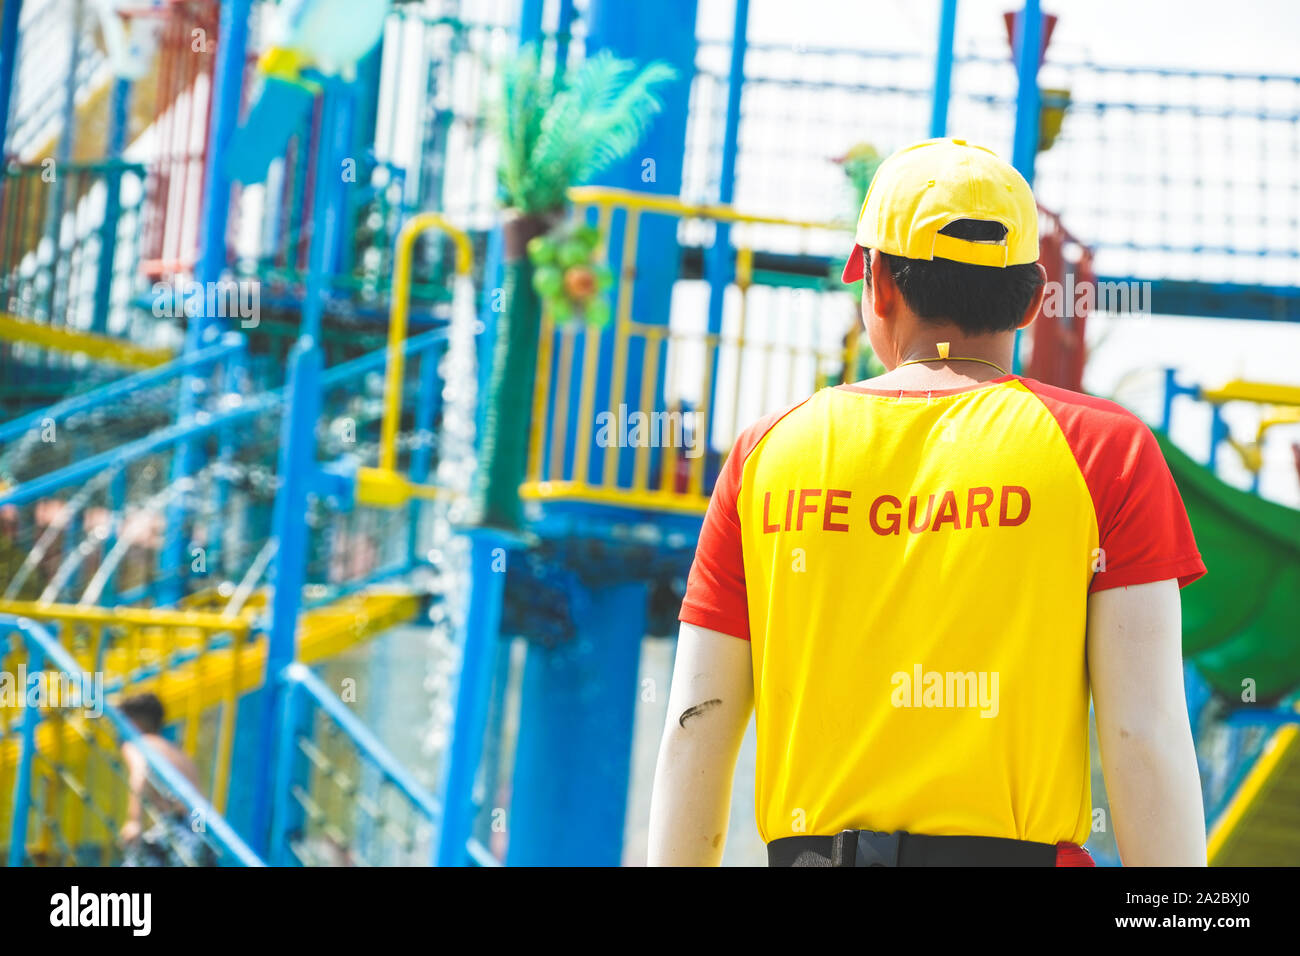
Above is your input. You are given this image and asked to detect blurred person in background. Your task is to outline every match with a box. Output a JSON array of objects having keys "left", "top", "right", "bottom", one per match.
[{"left": 119, "top": 693, "right": 216, "bottom": 866}]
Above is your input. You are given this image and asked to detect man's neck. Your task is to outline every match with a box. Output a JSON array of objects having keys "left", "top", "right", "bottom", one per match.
[{"left": 862, "top": 327, "right": 1016, "bottom": 390}]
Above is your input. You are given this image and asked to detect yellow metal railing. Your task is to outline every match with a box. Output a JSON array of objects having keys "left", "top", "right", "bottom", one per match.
[
  {"left": 357, "top": 213, "right": 474, "bottom": 509},
  {"left": 0, "top": 311, "right": 174, "bottom": 369},
  {"left": 1201, "top": 380, "right": 1300, "bottom": 476},
  {"left": 1201, "top": 379, "right": 1300, "bottom": 408},
  {"left": 0, "top": 588, "right": 419, "bottom": 859},
  {"left": 0, "top": 600, "right": 256, "bottom": 823},
  {"left": 522, "top": 187, "right": 856, "bottom": 514}
]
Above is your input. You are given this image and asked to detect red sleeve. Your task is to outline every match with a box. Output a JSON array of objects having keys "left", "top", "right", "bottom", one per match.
[
  {"left": 1022, "top": 379, "right": 1207, "bottom": 593},
  {"left": 679, "top": 403, "right": 803, "bottom": 640}
]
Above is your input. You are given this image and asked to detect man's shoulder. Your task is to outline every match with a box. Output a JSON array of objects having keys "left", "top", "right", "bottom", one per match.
[
  {"left": 1015, "top": 378, "right": 1171, "bottom": 504},
  {"left": 1015, "top": 377, "right": 1154, "bottom": 444},
  {"left": 730, "top": 393, "right": 821, "bottom": 462}
]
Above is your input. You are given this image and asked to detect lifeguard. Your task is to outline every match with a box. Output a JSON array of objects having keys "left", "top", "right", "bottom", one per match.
[{"left": 650, "top": 137, "right": 1208, "bottom": 869}]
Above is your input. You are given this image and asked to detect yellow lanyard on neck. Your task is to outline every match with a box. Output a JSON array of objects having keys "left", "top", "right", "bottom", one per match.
[{"left": 895, "top": 342, "right": 1008, "bottom": 376}]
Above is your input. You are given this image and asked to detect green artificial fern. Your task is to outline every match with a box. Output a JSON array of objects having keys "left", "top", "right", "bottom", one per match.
[{"left": 492, "top": 46, "right": 676, "bottom": 215}]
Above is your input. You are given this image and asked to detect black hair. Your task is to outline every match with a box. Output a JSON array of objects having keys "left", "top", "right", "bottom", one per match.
[
  {"left": 861, "top": 219, "right": 1044, "bottom": 334},
  {"left": 119, "top": 693, "right": 165, "bottom": 734}
]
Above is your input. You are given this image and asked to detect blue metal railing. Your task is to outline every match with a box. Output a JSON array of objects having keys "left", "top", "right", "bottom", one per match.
[
  {"left": 270, "top": 662, "right": 460, "bottom": 866},
  {"left": 0, "top": 334, "right": 246, "bottom": 447},
  {"left": 0, "top": 327, "right": 449, "bottom": 508},
  {"left": 2, "top": 613, "right": 265, "bottom": 867}
]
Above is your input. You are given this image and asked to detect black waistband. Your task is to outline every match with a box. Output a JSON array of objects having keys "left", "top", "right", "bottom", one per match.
[{"left": 768, "top": 830, "right": 1059, "bottom": 867}]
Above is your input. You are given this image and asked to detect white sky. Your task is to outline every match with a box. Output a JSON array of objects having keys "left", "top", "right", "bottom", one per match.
[{"left": 705, "top": 0, "right": 1300, "bottom": 73}]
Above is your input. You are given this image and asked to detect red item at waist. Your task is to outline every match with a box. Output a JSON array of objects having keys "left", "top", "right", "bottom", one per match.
[{"left": 1056, "top": 842, "right": 1095, "bottom": 867}]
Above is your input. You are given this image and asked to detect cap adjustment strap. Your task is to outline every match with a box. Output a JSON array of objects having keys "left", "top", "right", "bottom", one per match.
[{"left": 931, "top": 232, "right": 1011, "bottom": 267}]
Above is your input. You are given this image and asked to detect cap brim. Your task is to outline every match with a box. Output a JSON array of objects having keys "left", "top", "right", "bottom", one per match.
[{"left": 841, "top": 244, "right": 865, "bottom": 284}]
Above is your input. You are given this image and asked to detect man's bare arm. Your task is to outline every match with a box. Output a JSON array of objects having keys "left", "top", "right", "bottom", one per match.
[
  {"left": 1088, "top": 578, "right": 1206, "bottom": 865},
  {"left": 647, "top": 622, "right": 753, "bottom": 866}
]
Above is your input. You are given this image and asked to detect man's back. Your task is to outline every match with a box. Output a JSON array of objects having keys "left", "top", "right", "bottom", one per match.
[
  {"left": 123, "top": 732, "right": 203, "bottom": 814},
  {"left": 652, "top": 138, "right": 1208, "bottom": 867},
  {"left": 680, "top": 375, "right": 1205, "bottom": 846}
]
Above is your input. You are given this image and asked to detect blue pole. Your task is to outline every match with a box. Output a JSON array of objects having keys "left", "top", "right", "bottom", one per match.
[
  {"left": 194, "top": 0, "right": 252, "bottom": 291},
  {"left": 0, "top": 0, "right": 21, "bottom": 161},
  {"left": 7, "top": 641, "right": 42, "bottom": 868},
  {"left": 507, "top": 579, "right": 647, "bottom": 865},
  {"left": 249, "top": 334, "right": 322, "bottom": 854},
  {"left": 1009, "top": 0, "right": 1042, "bottom": 375},
  {"left": 210, "top": 336, "right": 247, "bottom": 578},
  {"left": 703, "top": 0, "right": 748, "bottom": 418},
  {"left": 434, "top": 530, "right": 510, "bottom": 866},
  {"left": 1160, "top": 368, "right": 1178, "bottom": 433},
  {"left": 1009, "top": 0, "right": 1043, "bottom": 183},
  {"left": 248, "top": 76, "right": 352, "bottom": 854},
  {"left": 1207, "top": 404, "right": 1228, "bottom": 473},
  {"left": 161, "top": 0, "right": 251, "bottom": 604},
  {"left": 929, "top": 0, "right": 958, "bottom": 139},
  {"left": 518, "top": 0, "right": 545, "bottom": 46},
  {"left": 0, "top": 0, "right": 19, "bottom": 277},
  {"left": 269, "top": 674, "right": 306, "bottom": 866},
  {"left": 91, "top": 79, "right": 131, "bottom": 335},
  {"left": 554, "top": 0, "right": 577, "bottom": 70}
]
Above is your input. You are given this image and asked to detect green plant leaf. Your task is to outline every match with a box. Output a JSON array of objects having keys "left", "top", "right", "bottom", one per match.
[{"left": 489, "top": 46, "right": 677, "bottom": 215}]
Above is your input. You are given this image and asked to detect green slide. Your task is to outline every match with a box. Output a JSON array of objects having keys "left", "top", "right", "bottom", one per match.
[{"left": 1156, "top": 433, "right": 1300, "bottom": 704}]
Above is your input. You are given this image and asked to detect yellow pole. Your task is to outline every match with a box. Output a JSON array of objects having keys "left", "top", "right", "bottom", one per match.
[
  {"left": 549, "top": 323, "right": 577, "bottom": 482},
  {"left": 128, "top": 624, "right": 142, "bottom": 693},
  {"left": 633, "top": 327, "right": 664, "bottom": 491},
  {"left": 570, "top": 207, "right": 613, "bottom": 491},
  {"left": 527, "top": 313, "right": 556, "bottom": 483},
  {"left": 184, "top": 629, "right": 206, "bottom": 756},
  {"left": 602, "top": 208, "right": 641, "bottom": 488},
  {"left": 562, "top": 323, "right": 598, "bottom": 490},
  {"left": 728, "top": 246, "right": 754, "bottom": 446},
  {"left": 212, "top": 626, "right": 242, "bottom": 814},
  {"left": 1201, "top": 380, "right": 1300, "bottom": 407},
  {"left": 380, "top": 214, "right": 473, "bottom": 473},
  {"left": 659, "top": 331, "right": 679, "bottom": 494},
  {"left": 68, "top": 716, "right": 87, "bottom": 854},
  {"left": 691, "top": 335, "right": 719, "bottom": 496}
]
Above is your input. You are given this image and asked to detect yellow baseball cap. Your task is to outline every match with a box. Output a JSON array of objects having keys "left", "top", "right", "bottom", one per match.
[{"left": 841, "top": 137, "right": 1039, "bottom": 283}]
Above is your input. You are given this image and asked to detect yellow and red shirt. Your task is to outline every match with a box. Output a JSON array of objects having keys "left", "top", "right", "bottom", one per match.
[{"left": 680, "top": 375, "right": 1205, "bottom": 848}]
